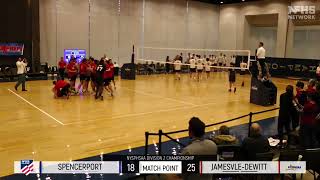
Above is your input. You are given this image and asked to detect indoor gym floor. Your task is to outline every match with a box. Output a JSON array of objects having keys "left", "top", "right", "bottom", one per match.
[{"left": 0, "top": 72, "right": 294, "bottom": 177}]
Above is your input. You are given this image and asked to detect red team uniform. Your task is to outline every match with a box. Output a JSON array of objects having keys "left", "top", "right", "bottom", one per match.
[
  {"left": 67, "top": 61, "right": 78, "bottom": 81},
  {"left": 79, "top": 61, "right": 89, "bottom": 81},
  {"left": 103, "top": 63, "right": 114, "bottom": 86},
  {"left": 90, "top": 61, "right": 97, "bottom": 81},
  {"left": 58, "top": 59, "right": 67, "bottom": 80},
  {"left": 54, "top": 80, "right": 70, "bottom": 97},
  {"left": 58, "top": 60, "right": 67, "bottom": 69}
]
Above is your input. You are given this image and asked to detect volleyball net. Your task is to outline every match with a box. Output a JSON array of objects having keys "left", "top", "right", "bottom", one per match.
[{"left": 136, "top": 47, "right": 251, "bottom": 70}]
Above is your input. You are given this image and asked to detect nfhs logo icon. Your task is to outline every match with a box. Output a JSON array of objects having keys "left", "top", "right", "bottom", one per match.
[{"left": 20, "top": 160, "right": 34, "bottom": 176}]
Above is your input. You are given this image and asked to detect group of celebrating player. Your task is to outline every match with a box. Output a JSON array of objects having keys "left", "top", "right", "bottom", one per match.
[{"left": 52, "top": 55, "right": 115, "bottom": 100}]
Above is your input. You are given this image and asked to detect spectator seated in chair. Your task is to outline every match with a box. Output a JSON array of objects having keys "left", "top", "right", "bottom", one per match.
[
  {"left": 212, "top": 125, "right": 239, "bottom": 145},
  {"left": 240, "top": 123, "right": 271, "bottom": 160},
  {"left": 180, "top": 117, "right": 217, "bottom": 180},
  {"left": 182, "top": 117, "right": 217, "bottom": 155}
]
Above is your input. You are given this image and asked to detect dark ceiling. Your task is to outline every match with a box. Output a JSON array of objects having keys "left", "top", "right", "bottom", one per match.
[{"left": 194, "top": 0, "right": 262, "bottom": 5}]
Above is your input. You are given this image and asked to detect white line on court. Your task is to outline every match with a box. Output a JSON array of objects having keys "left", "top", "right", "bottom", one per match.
[
  {"left": 7, "top": 89, "right": 65, "bottom": 125},
  {"left": 121, "top": 87, "right": 196, "bottom": 106}
]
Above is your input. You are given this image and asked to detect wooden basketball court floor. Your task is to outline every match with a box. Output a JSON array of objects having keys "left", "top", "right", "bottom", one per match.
[{"left": 0, "top": 72, "right": 295, "bottom": 177}]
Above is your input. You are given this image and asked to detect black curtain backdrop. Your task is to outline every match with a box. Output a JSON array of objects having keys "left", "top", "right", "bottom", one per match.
[
  {"left": 0, "top": 0, "right": 39, "bottom": 72},
  {"left": 236, "top": 56, "right": 320, "bottom": 79}
]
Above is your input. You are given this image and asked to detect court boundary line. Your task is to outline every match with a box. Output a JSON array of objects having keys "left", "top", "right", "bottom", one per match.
[{"left": 7, "top": 89, "right": 65, "bottom": 125}]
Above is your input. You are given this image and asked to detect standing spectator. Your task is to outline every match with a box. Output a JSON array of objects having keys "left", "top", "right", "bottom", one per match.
[
  {"left": 300, "top": 93, "right": 318, "bottom": 149},
  {"left": 278, "top": 85, "right": 295, "bottom": 144},
  {"left": 58, "top": 57, "right": 67, "bottom": 80},
  {"left": 292, "top": 81, "right": 306, "bottom": 130},
  {"left": 14, "top": 57, "right": 28, "bottom": 91},
  {"left": 307, "top": 79, "right": 316, "bottom": 94},
  {"left": 213, "top": 125, "right": 238, "bottom": 145},
  {"left": 241, "top": 123, "right": 270, "bottom": 160},
  {"left": 295, "top": 81, "right": 306, "bottom": 105}
]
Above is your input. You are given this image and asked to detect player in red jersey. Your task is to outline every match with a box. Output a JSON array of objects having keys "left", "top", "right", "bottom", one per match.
[
  {"left": 67, "top": 58, "right": 78, "bottom": 91},
  {"left": 58, "top": 57, "right": 67, "bottom": 80},
  {"left": 78, "top": 58, "right": 90, "bottom": 93},
  {"left": 89, "top": 57, "right": 97, "bottom": 92},
  {"left": 103, "top": 59, "right": 114, "bottom": 97},
  {"left": 52, "top": 80, "right": 70, "bottom": 99}
]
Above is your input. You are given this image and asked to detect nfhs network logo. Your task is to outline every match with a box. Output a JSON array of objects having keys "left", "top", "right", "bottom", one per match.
[
  {"left": 20, "top": 160, "right": 34, "bottom": 176},
  {"left": 288, "top": 6, "right": 316, "bottom": 20}
]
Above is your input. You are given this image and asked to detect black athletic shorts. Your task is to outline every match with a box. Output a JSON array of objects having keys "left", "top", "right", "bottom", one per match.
[
  {"left": 80, "top": 74, "right": 90, "bottom": 81},
  {"left": 58, "top": 84, "right": 70, "bottom": 97},
  {"left": 104, "top": 78, "right": 112, "bottom": 86},
  {"left": 110, "top": 76, "right": 114, "bottom": 81},
  {"left": 68, "top": 74, "right": 77, "bottom": 81},
  {"left": 96, "top": 77, "right": 104, "bottom": 86},
  {"left": 85, "top": 75, "right": 90, "bottom": 81},
  {"left": 229, "top": 72, "right": 236, "bottom": 82},
  {"left": 190, "top": 68, "right": 196, "bottom": 72},
  {"left": 91, "top": 74, "right": 97, "bottom": 82}
]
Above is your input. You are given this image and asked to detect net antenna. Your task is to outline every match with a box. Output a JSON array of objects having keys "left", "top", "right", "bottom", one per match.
[{"left": 136, "top": 47, "right": 251, "bottom": 70}]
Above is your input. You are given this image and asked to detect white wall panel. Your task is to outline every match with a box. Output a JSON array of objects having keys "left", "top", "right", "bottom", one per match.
[
  {"left": 288, "top": 26, "right": 320, "bottom": 59},
  {"left": 40, "top": 0, "right": 220, "bottom": 65},
  {"left": 248, "top": 26, "right": 277, "bottom": 57},
  {"left": 40, "top": 0, "right": 57, "bottom": 65},
  {"left": 56, "top": 0, "right": 89, "bottom": 60},
  {"left": 90, "top": 0, "right": 119, "bottom": 61},
  {"left": 119, "top": 0, "right": 143, "bottom": 65}
]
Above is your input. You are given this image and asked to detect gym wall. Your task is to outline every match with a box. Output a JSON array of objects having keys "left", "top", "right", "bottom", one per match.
[
  {"left": 40, "top": 0, "right": 219, "bottom": 66},
  {"left": 219, "top": 0, "right": 320, "bottom": 59}
]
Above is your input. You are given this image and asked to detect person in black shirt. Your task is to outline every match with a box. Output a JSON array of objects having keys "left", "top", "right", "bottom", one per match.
[
  {"left": 278, "top": 85, "right": 295, "bottom": 144},
  {"left": 95, "top": 59, "right": 106, "bottom": 100},
  {"left": 241, "top": 123, "right": 270, "bottom": 160},
  {"left": 165, "top": 56, "right": 170, "bottom": 74},
  {"left": 228, "top": 63, "right": 236, "bottom": 93}
]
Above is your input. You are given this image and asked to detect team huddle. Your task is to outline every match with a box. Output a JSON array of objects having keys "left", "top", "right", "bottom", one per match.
[{"left": 52, "top": 55, "right": 115, "bottom": 100}]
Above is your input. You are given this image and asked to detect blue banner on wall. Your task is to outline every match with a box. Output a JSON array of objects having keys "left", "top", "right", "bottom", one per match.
[{"left": 0, "top": 43, "right": 24, "bottom": 56}]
